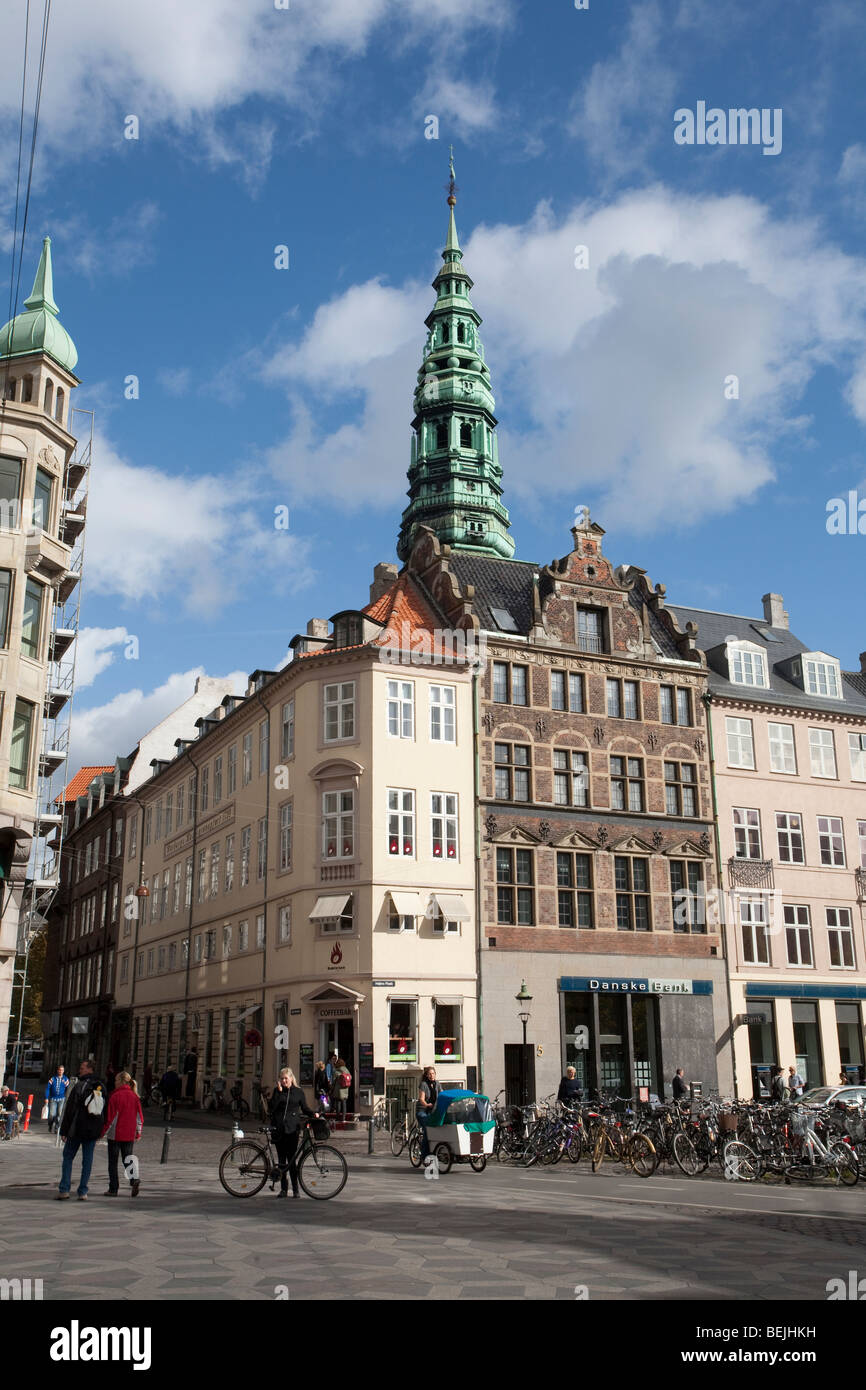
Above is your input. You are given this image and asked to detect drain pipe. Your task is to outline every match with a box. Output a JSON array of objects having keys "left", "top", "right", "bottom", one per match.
[{"left": 702, "top": 692, "right": 738, "bottom": 1100}]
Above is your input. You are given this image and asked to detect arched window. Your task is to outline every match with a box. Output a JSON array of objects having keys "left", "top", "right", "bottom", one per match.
[
  {"left": 441, "top": 323, "right": 449, "bottom": 343},
  {"left": 457, "top": 322, "right": 465, "bottom": 344},
  {"left": 21, "top": 375, "right": 33, "bottom": 403},
  {"left": 2, "top": 377, "right": 15, "bottom": 402},
  {"left": 460, "top": 423, "right": 472, "bottom": 448},
  {"left": 44, "top": 380, "right": 53, "bottom": 413},
  {"left": 55, "top": 387, "right": 65, "bottom": 423},
  {"left": 435, "top": 423, "right": 448, "bottom": 450}
]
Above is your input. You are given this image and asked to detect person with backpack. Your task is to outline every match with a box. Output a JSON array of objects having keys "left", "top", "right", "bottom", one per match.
[
  {"left": 101, "top": 1072, "right": 144, "bottom": 1197},
  {"left": 45, "top": 1065, "right": 70, "bottom": 1134},
  {"left": 56, "top": 1060, "right": 105, "bottom": 1201},
  {"left": 330, "top": 1057, "right": 351, "bottom": 1121}
]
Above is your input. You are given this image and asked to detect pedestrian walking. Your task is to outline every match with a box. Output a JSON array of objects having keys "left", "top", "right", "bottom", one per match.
[
  {"left": 56, "top": 1061, "right": 105, "bottom": 1201},
  {"left": 416, "top": 1065, "right": 438, "bottom": 1163},
  {"left": 787, "top": 1065, "right": 805, "bottom": 1098},
  {"left": 160, "top": 1065, "right": 182, "bottom": 1120},
  {"left": 313, "top": 1061, "right": 330, "bottom": 1111},
  {"left": 45, "top": 1065, "right": 70, "bottom": 1134},
  {"left": 557, "top": 1066, "right": 583, "bottom": 1106},
  {"left": 182, "top": 1046, "right": 198, "bottom": 1102},
  {"left": 101, "top": 1073, "right": 143, "bottom": 1197},
  {"left": 268, "top": 1068, "right": 318, "bottom": 1198},
  {"left": 671, "top": 1068, "right": 689, "bottom": 1102},
  {"left": 770, "top": 1066, "right": 787, "bottom": 1102},
  {"left": 330, "top": 1057, "right": 351, "bottom": 1121}
]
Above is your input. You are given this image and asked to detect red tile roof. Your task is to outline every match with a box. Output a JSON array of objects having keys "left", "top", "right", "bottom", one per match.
[{"left": 58, "top": 766, "right": 114, "bottom": 803}]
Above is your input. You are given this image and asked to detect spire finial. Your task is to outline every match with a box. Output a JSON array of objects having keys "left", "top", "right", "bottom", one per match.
[
  {"left": 447, "top": 146, "right": 457, "bottom": 207},
  {"left": 23, "top": 236, "right": 59, "bottom": 316}
]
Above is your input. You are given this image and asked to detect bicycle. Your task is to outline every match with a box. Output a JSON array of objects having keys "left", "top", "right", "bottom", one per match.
[
  {"left": 229, "top": 1080, "right": 251, "bottom": 1121},
  {"left": 391, "top": 1113, "right": 423, "bottom": 1161},
  {"left": 218, "top": 1122, "right": 348, "bottom": 1200},
  {"left": 372, "top": 1098, "right": 393, "bottom": 1132}
]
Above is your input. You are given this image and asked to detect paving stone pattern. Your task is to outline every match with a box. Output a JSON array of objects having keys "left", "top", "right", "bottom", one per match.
[{"left": 2, "top": 1124, "right": 864, "bottom": 1301}]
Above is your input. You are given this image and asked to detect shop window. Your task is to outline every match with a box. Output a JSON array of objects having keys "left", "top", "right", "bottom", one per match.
[
  {"left": 434, "top": 1002, "right": 462, "bottom": 1061},
  {"left": 389, "top": 1000, "right": 417, "bottom": 1061},
  {"left": 836, "top": 1003, "right": 864, "bottom": 1073},
  {"left": 792, "top": 1001, "right": 823, "bottom": 1089}
]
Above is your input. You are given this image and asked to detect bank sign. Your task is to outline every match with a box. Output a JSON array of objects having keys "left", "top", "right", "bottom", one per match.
[{"left": 559, "top": 977, "right": 713, "bottom": 996}]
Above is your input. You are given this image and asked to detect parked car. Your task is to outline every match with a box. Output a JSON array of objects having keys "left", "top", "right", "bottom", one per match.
[{"left": 800, "top": 1084, "right": 866, "bottom": 1108}]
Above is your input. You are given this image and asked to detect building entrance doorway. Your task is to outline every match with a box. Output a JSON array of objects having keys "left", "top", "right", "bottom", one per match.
[{"left": 318, "top": 1016, "right": 355, "bottom": 1114}]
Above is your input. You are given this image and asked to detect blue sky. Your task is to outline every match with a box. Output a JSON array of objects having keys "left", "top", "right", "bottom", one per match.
[{"left": 2, "top": 0, "right": 866, "bottom": 766}]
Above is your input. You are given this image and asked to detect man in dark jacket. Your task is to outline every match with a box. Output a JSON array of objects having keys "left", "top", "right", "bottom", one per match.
[
  {"left": 672, "top": 1069, "right": 689, "bottom": 1102},
  {"left": 56, "top": 1060, "right": 105, "bottom": 1201},
  {"left": 557, "top": 1067, "right": 583, "bottom": 1106}
]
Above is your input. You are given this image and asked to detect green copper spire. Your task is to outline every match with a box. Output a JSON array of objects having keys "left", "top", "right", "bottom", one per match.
[
  {"left": 0, "top": 236, "right": 78, "bottom": 372},
  {"left": 397, "top": 157, "right": 514, "bottom": 562}
]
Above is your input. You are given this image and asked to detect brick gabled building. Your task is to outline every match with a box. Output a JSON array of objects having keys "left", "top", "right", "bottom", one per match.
[{"left": 405, "top": 514, "right": 733, "bottom": 1102}]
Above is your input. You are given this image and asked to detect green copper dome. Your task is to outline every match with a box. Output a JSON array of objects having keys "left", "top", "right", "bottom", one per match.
[{"left": 0, "top": 237, "right": 78, "bottom": 372}]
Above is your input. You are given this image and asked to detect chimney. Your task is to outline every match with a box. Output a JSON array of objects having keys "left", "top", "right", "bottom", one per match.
[
  {"left": 369, "top": 562, "right": 398, "bottom": 605},
  {"left": 306, "top": 618, "right": 330, "bottom": 639},
  {"left": 761, "top": 593, "right": 789, "bottom": 630},
  {"left": 860, "top": 652, "right": 866, "bottom": 675}
]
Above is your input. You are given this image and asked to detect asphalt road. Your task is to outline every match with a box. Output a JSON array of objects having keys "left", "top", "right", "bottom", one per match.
[{"left": 2, "top": 1125, "right": 864, "bottom": 1300}]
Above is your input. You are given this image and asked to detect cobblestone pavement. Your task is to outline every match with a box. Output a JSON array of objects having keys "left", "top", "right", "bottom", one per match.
[{"left": 2, "top": 1123, "right": 864, "bottom": 1301}]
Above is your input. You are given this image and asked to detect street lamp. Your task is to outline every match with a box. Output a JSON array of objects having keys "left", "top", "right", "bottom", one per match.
[{"left": 515, "top": 980, "right": 533, "bottom": 1107}]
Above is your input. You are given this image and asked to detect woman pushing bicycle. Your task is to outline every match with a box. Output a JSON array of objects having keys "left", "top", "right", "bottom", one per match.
[{"left": 268, "top": 1068, "right": 319, "bottom": 1199}]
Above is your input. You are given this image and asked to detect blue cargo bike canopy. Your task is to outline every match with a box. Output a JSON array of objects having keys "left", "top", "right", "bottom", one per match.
[{"left": 428, "top": 1090, "right": 494, "bottom": 1128}]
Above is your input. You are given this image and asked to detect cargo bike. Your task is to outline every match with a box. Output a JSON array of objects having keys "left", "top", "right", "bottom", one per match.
[{"left": 424, "top": 1089, "right": 496, "bottom": 1174}]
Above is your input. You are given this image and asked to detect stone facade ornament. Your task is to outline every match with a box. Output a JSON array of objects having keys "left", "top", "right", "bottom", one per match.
[
  {"left": 597, "top": 826, "right": 609, "bottom": 848},
  {"left": 699, "top": 830, "right": 711, "bottom": 854},
  {"left": 652, "top": 830, "right": 663, "bottom": 850},
  {"left": 482, "top": 711, "right": 496, "bottom": 734},
  {"left": 593, "top": 723, "right": 604, "bottom": 744},
  {"left": 648, "top": 730, "right": 658, "bottom": 750},
  {"left": 538, "top": 821, "right": 551, "bottom": 843},
  {"left": 535, "top": 716, "right": 547, "bottom": 736},
  {"left": 484, "top": 814, "right": 498, "bottom": 841},
  {"left": 694, "top": 736, "right": 705, "bottom": 757}
]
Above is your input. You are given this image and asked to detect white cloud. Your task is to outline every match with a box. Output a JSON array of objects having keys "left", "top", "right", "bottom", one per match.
[
  {"left": 413, "top": 75, "right": 500, "bottom": 138},
  {"left": 70, "top": 666, "right": 246, "bottom": 770},
  {"left": 74, "top": 627, "right": 132, "bottom": 690},
  {"left": 260, "top": 186, "right": 866, "bottom": 533},
  {"left": 84, "top": 428, "right": 316, "bottom": 616}
]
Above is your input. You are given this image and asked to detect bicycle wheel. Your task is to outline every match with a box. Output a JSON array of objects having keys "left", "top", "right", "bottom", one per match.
[
  {"left": 672, "top": 1131, "right": 701, "bottom": 1177},
  {"left": 723, "top": 1141, "right": 760, "bottom": 1183},
  {"left": 469, "top": 1154, "right": 487, "bottom": 1173},
  {"left": 219, "top": 1141, "right": 270, "bottom": 1197},
  {"left": 540, "top": 1135, "right": 565, "bottom": 1165},
  {"left": 232, "top": 1098, "right": 251, "bottom": 1120},
  {"left": 433, "top": 1143, "right": 453, "bottom": 1175},
  {"left": 591, "top": 1128, "right": 606, "bottom": 1173},
  {"left": 298, "top": 1143, "right": 348, "bottom": 1199},
  {"left": 629, "top": 1133, "right": 657, "bottom": 1178},
  {"left": 830, "top": 1142, "right": 859, "bottom": 1187},
  {"left": 390, "top": 1121, "right": 406, "bottom": 1157},
  {"left": 567, "top": 1132, "right": 585, "bottom": 1163},
  {"left": 408, "top": 1131, "right": 423, "bottom": 1168}
]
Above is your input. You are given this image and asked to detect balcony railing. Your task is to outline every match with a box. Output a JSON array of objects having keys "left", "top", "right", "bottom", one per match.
[
  {"left": 577, "top": 634, "right": 604, "bottom": 654},
  {"left": 728, "top": 857, "right": 775, "bottom": 889}
]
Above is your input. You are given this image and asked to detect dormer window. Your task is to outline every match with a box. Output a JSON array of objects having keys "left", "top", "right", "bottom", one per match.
[
  {"left": 801, "top": 653, "right": 841, "bottom": 700},
  {"left": 333, "top": 615, "right": 363, "bottom": 648},
  {"left": 727, "top": 640, "right": 768, "bottom": 688}
]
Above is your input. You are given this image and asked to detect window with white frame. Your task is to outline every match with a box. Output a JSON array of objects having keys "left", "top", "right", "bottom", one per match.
[
  {"left": 388, "top": 905, "right": 416, "bottom": 932},
  {"left": 324, "top": 682, "right": 355, "bottom": 741},
  {"left": 553, "top": 749, "right": 589, "bottom": 807},
  {"left": 733, "top": 807, "right": 762, "bottom": 859},
  {"left": 768, "top": 721, "right": 797, "bottom": 774},
  {"left": 85, "top": 841, "right": 92, "bottom": 876},
  {"left": 120, "top": 955, "right": 129, "bottom": 984},
  {"left": 432, "top": 908, "right": 459, "bottom": 935},
  {"left": 776, "top": 812, "right": 805, "bottom": 864},
  {"left": 817, "top": 815, "right": 846, "bottom": 867},
  {"left": 204, "top": 929, "right": 216, "bottom": 960},
  {"left": 144, "top": 807, "right": 152, "bottom": 847},
  {"left": 213, "top": 756, "right": 222, "bottom": 806},
  {"left": 659, "top": 685, "right": 691, "bottom": 726},
  {"left": 323, "top": 790, "right": 354, "bottom": 859},
  {"left": 185, "top": 856, "right": 193, "bottom": 908},
  {"left": 319, "top": 895, "right": 354, "bottom": 935},
  {"left": 193, "top": 934, "right": 202, "bottom": 964},
  {"left": 434, "top": 1002, "right": 462, "bottom": 1062},
  {"left": 429, "top": 683, "right": 456, "bottom": 742},
  {"left": 387, "top": 679, "right": 414, "bottom": 738},
  {"left": 809, "top": 728, "right": 837, "bottom": 778},
  {"left": 803, "top": 655, "right": 840, "bottom": 699},
  {"left": 111, "top": 881, "right": 119, "bottom": 923},
  {"left": 279, "top": 802, "right": 292, "bottom": 872},
  {"left": 389, "top": 999, "right": 418, "bottom": 1061},
  {"left": 222, "top": 925, "right": 232, "bottom": 958},
  {"left": 259, "top": 718, "right": 269, "bottom": 776},
  {"left": 238, "top": 919, "right": 249, "bottom": 952},
  {"left": 257, "top": 817, "right": 267, "bottom": 880},
  {"left": 176, "top": 783, "right": 184, "bottom": 827},
  {"left": 210, "top": 841, "right": 221, "bottom": 896},
  {"left": 197, "top": 849, "right": 207, "bottom": 902},
  {"left": 160, "top": 872, "right": 169, "bottom": 920},
  {"left": 172, "top": 863, "right": 181, "bottom": 914},
  {"left": 241, "top": 826, "right": 251, "bottom": 885},
  {"left": 278, "top": 903, "right": 292, "bottom": 944},
  {"left": 784, "top": 905, "right": 813, "bottom": 967},
  {"left": 242, "top": 732, "right": 253, "bottom": 785},
  {"left": 387, "top": 789, "right": 415, "bottom": 857},
  {"left": 128, "top": 814, "right": 138, "bottom": 860},
  {"left": 551, "top": 670, "right": 584, "bottom": 713},
  {"left": 228, "top": 745, "right": 237, "bottom": 794},
  {"left": 726, "top": 716, "right": 755, "bottom": 769},
  {"left": 827, "top": 907, "right": 855, "bottom": 969},
  {"left": 165, "top": 793, "right": 173, "bottom": 835},
  {"left": 848, "top": 732, "right": 866, "bottom": 782},
  {"left": 728, "top": 642, "right": 767, "bottom": 687},
  {"left": 281, "top": 699, "right": 295, "bottom": 759},
  {"left": 255, "top": 914, "right": 265, "bottom": 949},
  {"left": 740, "top": 897, "right": 770, "bottom": 965},
  {"left": 431, "top": 792, "right": 458, "bottom": 859},
  {"left": 225, "top": 834, "right": 234, "bottom": 892},
  {"left": 200, "top": 767, "right": 209, "bottom": 815},
  {"left": 859, "top": 820, "right": 866, "bottom": 870}
]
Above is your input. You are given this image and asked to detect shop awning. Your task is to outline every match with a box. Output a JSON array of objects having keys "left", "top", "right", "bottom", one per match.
[
  {"left": 428, "top": 892, "right": 471, "bottom": 922},
  {"left": 309, "top": 893, "right": 351, "bottom": 920},
  {"left": 389, "top": 890, "right": 421, "bottom": 917}
]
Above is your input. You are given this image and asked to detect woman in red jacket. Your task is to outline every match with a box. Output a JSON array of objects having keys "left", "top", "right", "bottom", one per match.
[{"left": 100, "top": 1072, "right": 144, "bottom": 1197}]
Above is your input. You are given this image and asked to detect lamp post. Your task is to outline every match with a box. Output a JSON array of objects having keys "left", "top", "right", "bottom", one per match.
[{"left": 515, "top": 980, "right": 533, "bottom": 1107}]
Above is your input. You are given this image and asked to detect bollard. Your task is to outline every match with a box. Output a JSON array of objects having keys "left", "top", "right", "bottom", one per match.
[
  {"left": 22, "top": 1094, "right": 34, "bottom": 1132},
  {"left": 368, "top": 1115, "right": 374, "bottom": 1155},
  {"left": 160, "top": 1126, "right": 171, "bottom": 1164}
]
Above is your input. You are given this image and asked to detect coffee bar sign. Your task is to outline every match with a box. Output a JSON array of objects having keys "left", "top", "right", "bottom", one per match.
[{"left": 560, "top": 976, "right": 712, "bottom": 996}]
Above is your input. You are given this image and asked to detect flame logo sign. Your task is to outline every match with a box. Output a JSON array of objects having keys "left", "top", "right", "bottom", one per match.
[{"left": 330, "top": 941, "right": 343, "bottom": 965}]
